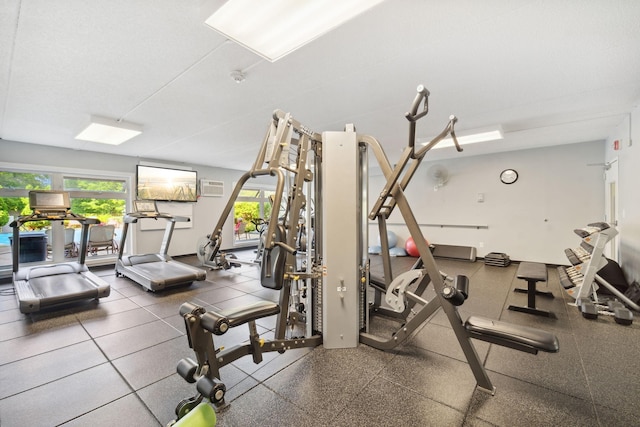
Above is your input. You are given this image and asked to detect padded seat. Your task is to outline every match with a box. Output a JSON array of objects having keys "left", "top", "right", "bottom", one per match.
[
  {"left": 200, "top": 301, "right": 281, "bottom": 334},
  {"left": 465, "top": 316, "right": 559, "bottom": 354}
]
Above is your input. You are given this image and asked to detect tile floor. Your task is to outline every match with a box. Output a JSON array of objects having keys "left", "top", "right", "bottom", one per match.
[{"left": 0, "top": 252, "right": 638, "bottom": 426}]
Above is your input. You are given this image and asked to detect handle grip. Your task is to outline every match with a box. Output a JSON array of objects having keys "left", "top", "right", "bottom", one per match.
[
  {"left": 405, "top": 84, "right": 431, "bottom": 122},
  {"left": 274, "top": 241, "right": 297, "bottom": 255}
]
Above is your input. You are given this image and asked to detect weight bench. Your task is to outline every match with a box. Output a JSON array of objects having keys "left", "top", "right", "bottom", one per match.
[
  {"left": 436, "top": 277, "right": 559, "bottom": 355},
  {"left": 509, "top": 262, "right": 555, "bottom": 318},
  {"left": 465, "top": 316, "right": 559, "bottom": 354}
]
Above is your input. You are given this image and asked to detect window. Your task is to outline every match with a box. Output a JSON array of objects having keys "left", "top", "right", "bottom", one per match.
[
  {"left": 0, "top": 169, "right": 129, "bottom": 272},
  {"left": 0, "top": 171, "right": 52, "bottom": 225},
  {"left": 0, "top": 171, "right": 53, "bottom": 267},
  {"left": 64, "top": 177, "right": 127, "bottom": 226},
  {"left": 233, "top": 187, "right": 274, "bottom": 244}
]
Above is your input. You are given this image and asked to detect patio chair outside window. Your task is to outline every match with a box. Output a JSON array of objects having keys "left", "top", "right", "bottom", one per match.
[
  {"left": 87, "top": 224, "right": 117, "bottom": 255},
  {"left": 45, "top": 228, "right": 78, "bottom": 258},
  {"left": 236, "top": 220, "right": 249, "bottom": 239}
]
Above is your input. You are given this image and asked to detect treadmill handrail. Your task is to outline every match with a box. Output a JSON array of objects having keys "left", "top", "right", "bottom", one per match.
[
  {"left": 123, "top": 212, "right": 183, "bottom": 223},
  {"left": 10, "top": 214, "right": 99, "bottom": 273},
  {"left": 27, "top": 263, "right": 78, "bottom": 281},
  {"left": 118, "top": 211, "right": 184, "bottom": 259}
]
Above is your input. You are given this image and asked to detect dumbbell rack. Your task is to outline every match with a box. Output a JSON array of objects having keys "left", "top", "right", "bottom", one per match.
[
  {"left": 557, "top": 222, "right": 636, "bottom": 324},
  {"left": 561, "top": 222, "right": 614, "bottom": 301}
]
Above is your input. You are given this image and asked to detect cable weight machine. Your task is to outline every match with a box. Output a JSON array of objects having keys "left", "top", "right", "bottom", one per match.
[
  {"left": 172, "top": 86, "right": 560, "bottom": 422},
  {"left": 322, "top": 86, "right": 559, "bottom": 395}
]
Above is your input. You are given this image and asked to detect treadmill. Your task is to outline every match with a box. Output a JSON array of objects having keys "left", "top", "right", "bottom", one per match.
[
  {"left": 11, "top": 191, "right": 110, "bottom": 314},
  {"left": 115, "top": 200, "right": 206, "bottom": 291}
]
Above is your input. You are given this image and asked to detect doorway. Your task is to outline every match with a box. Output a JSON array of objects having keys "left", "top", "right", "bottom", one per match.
[{"left": 604, "top": 159, "right": 619, "bottom": 261}]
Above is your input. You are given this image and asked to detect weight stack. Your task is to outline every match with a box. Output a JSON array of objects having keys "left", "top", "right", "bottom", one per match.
[{"left": 484, "top": 252, "right": 511, "bottom": 267}]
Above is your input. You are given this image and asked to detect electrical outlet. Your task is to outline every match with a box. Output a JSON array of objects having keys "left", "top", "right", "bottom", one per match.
[{"left": 479, "top": 242, "right": 484, "bottom": 248}]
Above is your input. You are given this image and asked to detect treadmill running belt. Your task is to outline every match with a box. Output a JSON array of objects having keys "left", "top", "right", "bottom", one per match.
[
  {"left": 30, "top": 274, "right": 99, "bottom": 305},
  {"left": 128, "top": 262, "right": 205, "bottom": 287}
]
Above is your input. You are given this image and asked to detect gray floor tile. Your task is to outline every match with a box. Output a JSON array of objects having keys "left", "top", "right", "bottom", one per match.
[
  {"left": 407, "top": 321, "right": 491, "bottom": 363},
  {"left": 80, "top": 306, "right": 159, "bottom": 338},
  {"left": 73, "top": 296, "right": 140, "bottom": 321},
  {"left": 0, "top": 363, "right": 132, "bottom": 427},
  {"left": 1, "top": 340, "right": 107, "bottom": 399},
  {"left": 332, "top": 377, "right": 466, "bottom": 427},
  {"left": 212, "top": 293, "right": 265, "bottom": 310},
  {"left": 379, "top": 346, "right": 479, "bottom": 412},
  {"left": 584, "top": 359, "right": 640, "bottom": 417},
  {"left": 193, "top": 287, "right": 248, "bottom": 305},
  {"left": 0, "top": 321, "right": 90, "bottom": 365},
  {"left": 143, "top": 298, "right": 198, "bottom": 319},
  {"left": 163, "top": 312, "right": 187, "bottom": 332},
  {"left": 0, "top": 307, "right": 24, "bottom": 324},
  {"left": 61, "top": 393, "right": 160, "bottom": 426},
  {"left": 214, "top": 383, "right": 314, "bottom": 427},
  {"left": 466, "top": 371, "right": 599, "bottom": 426},
  {"left": 94, "top": 320, "right": 182, "bottom": 359},
  {"left": 264, "top": 345, "right": 393, "bottom": 419},
  {"left": 137, "top": 374, "right": 202, "bottom": 426},
  {"left": 484, "top": 328, "right": 590, "bottom": 400},
  {"left": 0, "top": 309, "right": 80, "bottom": 341},
  {"left": 112, "top": 336, "right": 193, "bottom": 390},
  {"left": 594, "top": 403, "right": 640, "bottom": 426},
  {"left": 248, "top": 342, "right": 315, "bottom": 380}
]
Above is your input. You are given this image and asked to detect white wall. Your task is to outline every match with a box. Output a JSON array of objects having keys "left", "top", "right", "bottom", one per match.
[
  {"left": 369, "top": 141, "right": 605, "bottom": 265},
  {"left": 606, "top": 103, "right": 640, "bottom": 285},
  {"left": 133, "top": 169, "right": 242, "bottom": 257}
]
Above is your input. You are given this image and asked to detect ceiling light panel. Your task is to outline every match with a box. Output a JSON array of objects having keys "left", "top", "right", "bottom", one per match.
[
  {"left": 75, "top": 116, "right": 143, "bottom": 145},
  {"left": 204, "top": 0, "right": 385, "bottom": 62}
]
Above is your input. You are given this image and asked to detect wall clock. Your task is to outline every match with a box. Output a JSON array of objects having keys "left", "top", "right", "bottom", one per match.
[{"left": 500, "top": 169, "right": 518, "bottom": 184}]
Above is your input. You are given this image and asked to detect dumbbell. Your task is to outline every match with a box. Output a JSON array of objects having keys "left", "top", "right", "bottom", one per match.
[{"left": 577, "top": 297, "right": 598, "bottom": 320}]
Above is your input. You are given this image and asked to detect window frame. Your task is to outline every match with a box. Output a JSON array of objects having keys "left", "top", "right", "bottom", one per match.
[{"left": 0, "top": 162, "right": 133, "bottom": 274}]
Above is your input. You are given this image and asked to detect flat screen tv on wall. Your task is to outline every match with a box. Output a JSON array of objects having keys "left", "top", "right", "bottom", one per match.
[{"left": 136, "top": 165, "right": 198, "bottom": 202}]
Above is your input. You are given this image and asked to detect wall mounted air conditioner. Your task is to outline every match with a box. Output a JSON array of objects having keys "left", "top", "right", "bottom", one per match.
[{"left": 200, "top": 179, "right": 224, "bottom": 197}]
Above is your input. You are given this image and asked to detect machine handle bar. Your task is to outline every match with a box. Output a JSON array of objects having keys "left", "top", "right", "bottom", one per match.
[
  {"left": 415, "top": 115, "right": 463, "bottom": 159},
  {"left": 405, "top": 84, "right": 430, "bottom": 123},
  {"left": 274, "top": 241, "right": 297, "bottom": 256}
]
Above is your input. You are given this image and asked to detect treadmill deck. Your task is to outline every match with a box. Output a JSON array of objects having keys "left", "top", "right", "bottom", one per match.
[
  {"left": 117, "top": 259, "right": 206, "bottom": 291},
  {"left": 15, "top": 271, "right": 110, "bottom": 313}
]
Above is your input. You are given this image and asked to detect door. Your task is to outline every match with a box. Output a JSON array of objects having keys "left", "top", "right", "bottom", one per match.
[{"left": 604, "top": 159, "right": 619, "bottom": 261}]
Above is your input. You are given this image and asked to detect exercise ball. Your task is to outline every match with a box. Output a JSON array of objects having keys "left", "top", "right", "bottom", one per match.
[
  {"left": 378, "top": 231, "right": 398, "bottom": 248},
  {"left": 405, "top": 236, "right": 428, "bottom": 257},
  {"left": 368, "top": 245, "right": 382, "bottom": 255},
  {"left": 389, "top": 246, "right": 407, "bottom": 257}
]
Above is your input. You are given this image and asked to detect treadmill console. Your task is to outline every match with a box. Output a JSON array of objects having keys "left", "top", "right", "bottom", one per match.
[
  {"left": 134, "top": 200, "right": 159, "bottom": 216},
  {"left": 30, "top": 190, "right": 70, "bottom": 211},
  {"left": 29, "top": 190, "right": 71, "bottom": 217}
]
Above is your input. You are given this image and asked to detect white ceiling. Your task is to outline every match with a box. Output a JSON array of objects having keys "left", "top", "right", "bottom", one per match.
[{"left": 2, "top": 0, "right": 639, "bottom": 170}]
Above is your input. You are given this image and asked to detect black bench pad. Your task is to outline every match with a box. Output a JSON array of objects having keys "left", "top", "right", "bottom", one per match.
[
  {"left": 511, "top": 262, "right": 554, "bottom": 317},
  {"left": 517, "top": 262, "right": 547, "bottom": 282},
  {"left": 223, "top": 301, "right": 280, "bottom": 327},
  {"left": 200, "top": 301, "right": 280, "bottom": 335},
  {"left": 465, "top": 316, "right": 559, "bottom": 354},
  {"left": 201, "top": 301, "right": 280, "bottom": 333}
]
